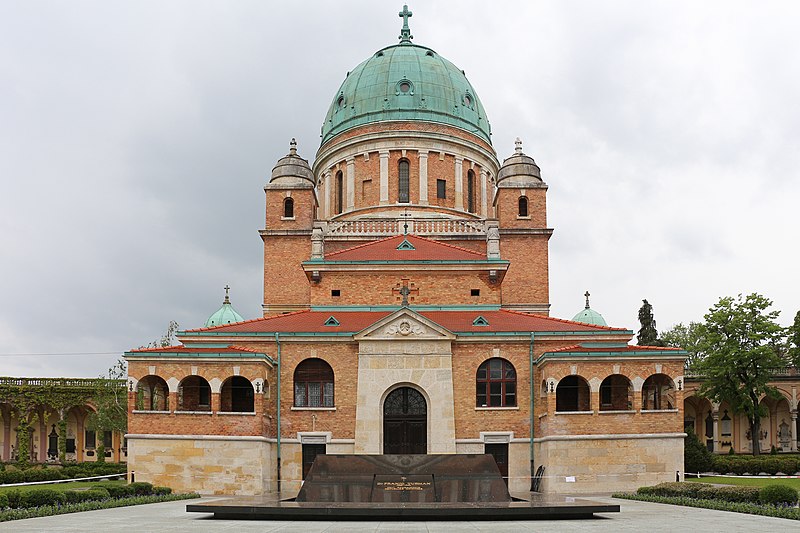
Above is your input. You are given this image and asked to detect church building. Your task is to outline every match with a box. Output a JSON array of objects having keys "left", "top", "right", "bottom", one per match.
[{"left": 124, "top": 6, "right": 688, "bottom": 495}]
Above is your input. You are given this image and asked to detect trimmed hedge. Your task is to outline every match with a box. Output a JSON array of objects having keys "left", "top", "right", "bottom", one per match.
[
  {"left": 0, "top": 493, "right": 200, "bottom": 522},
  {"left": 0, "top": 462, "right": 126, "bottom": 485},
  {"left": 0, "top": 494, "right": 7, "bottom": 509},
  {"left": 63, "top": 488, "right": 110, "bottom": 504},
  {"left": 637, "top": 482, "right": 760, "bottom": 503},
  {"left": 710, "top": 455, "right": 800, "bottom": 476},
  {"left": 759, "top": 484, "right": 799, "bottom": 505},
  {"left": 614, "top": 492, "right": 800, "bottom": 520}
]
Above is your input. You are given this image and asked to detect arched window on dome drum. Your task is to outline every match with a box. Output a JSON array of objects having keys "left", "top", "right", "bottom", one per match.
[
  {"left": 335, "top": 171, "right": 343, "bottom": 214},
  {"left": 518, "top": 196, "right": 528, "bottom": 217},
  {"left": 283, "top": 197, "right": 294, "bottom": 219},
  {"left": 467, "top": 170, "right": 476, "bottom": 213},
  {"left": 476, "top": 358, "right": 516, "bottom": 407},
  {"left": 294, "top": 358, "right": 334, "bottom": 407},
  {"left": 398, "top": 159, "right": 410, "bottom": 203}
]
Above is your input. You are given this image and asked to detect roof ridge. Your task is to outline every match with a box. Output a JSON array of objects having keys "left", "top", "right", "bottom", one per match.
[
  {"left": 546, "top": 344, "right": 583, "bottom": 353},
  {"left": 184, "top": 309, "right": 311, "bottom": 332},
  {"left": 128, "top": 344, "right": 186, "bottom": 353},
  {"left": 498, "top": 309, "right": 627, "bottom": 331},
  {"left": 325, "top": 234, "right": 398, "bottom": 258},
  {"left": 546, "top": 344, "right": 685, "bottom": 353}
]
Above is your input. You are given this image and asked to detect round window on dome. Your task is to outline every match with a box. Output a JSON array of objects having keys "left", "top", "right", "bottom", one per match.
[
  {"left": 395, "top": 79, "right": 414, "bottom": 95},
  {"left": 463, "top": 93, "right": 473, "bottom": 107},
  {"left": 336, "top": 94, "right": 345, "bottom": 109}
]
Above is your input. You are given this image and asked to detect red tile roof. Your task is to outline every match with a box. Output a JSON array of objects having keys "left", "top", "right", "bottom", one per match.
[
  {"left": 183, "top": 309, "right": 628, "bottom": 335},
  {"left": 127, "top": 345, "right": 265, "bottom": 354},
  {"left": 323, "top": 234, "right": 487, "bottom": 262},
  {"left": 544, "top": 344, "right": 684, "bottom": 354}
]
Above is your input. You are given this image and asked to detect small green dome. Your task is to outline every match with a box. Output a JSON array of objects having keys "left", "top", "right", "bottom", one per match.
[
  {"left": 571, "top": 291, "right": 607, "bottom": 326},
  {"left": 205, "top": 288, "right": 244, "bottom": 327},
  {"left": 321, "top": 42, "right": 491, "bottom": 146}
]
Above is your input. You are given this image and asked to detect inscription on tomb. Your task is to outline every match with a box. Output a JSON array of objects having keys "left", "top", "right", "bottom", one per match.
[{"left": 372, "top": 474, "right": 435, "bottom": 502}]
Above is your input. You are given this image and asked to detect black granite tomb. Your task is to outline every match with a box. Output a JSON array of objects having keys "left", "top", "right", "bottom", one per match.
[{"left": 186, "top": 454, "right": 620, "bottom": 520}]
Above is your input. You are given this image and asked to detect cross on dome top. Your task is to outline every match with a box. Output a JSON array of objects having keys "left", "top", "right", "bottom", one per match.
[
  {"left": 515, "top": 138, "right": 523, "bottom": 154},
  {"left": 224, "top": 285, "right": 232, "bottom": 304},
  {"left": 398, "top": 5, "right": 413, "bottom": 44},
  {"left": 584, "top": 290, "right": 591, "bottom": 309},
  {"left": 289, "top": 138, "right": 297, "bottom": 156}
]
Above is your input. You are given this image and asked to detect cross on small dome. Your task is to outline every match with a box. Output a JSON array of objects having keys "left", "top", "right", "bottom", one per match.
[
  {"left": 515, "top": 138, "right": 523, "bottom": 154},
  {"left": 398, "top": 5, "right": 413, "bottom": 43},
  {"left": 289, "top": 138, "right": 297, "bottom": 155}
]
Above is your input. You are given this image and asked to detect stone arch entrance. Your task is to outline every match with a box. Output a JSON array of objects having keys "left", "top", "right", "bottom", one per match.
[{"left": 383, "top": 387, "right": 427, "bottom": 454}]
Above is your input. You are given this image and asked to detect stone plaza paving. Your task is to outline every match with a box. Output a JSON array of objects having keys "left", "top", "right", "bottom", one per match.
[{"left": 1, "top": 496, "right": 799, "bottom": 532}]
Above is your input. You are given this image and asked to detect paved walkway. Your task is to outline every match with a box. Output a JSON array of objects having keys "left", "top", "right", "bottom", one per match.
[{"left": 0, "top": 496, "right": 798, "bottom": 532}]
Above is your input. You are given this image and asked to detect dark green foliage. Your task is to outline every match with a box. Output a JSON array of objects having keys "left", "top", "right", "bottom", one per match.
[
  {"left": 636, "top": 482, "right": 760, "bottom": 502},
  {"left": 759, "top": 484, "right": 799, "bottom": 505},
  {"left": 0, "top": 492, "right": 199, "bottom": 522},
  {"left": 684, "top": 427, "right": 713, "bottom": 473},
  {"left": 92, "top": 482, "right": 134, "bottom": 498},
  {"left": 128, "top": 482, "right": 153, "bottom": 496},
  {"left": 637, "top": 299, "right": 662, "bottom": 346},
  {"left": 0, "top": 494, "right": 8, "bottom": 509},
  {"left": 613, "top": 492, "right": 800, "bottom": 520},
  {"left": 152, "top": 486, "right": 172, "bottom": 495},
  {"left": 0, "top": 470, "right": 24, "bottom": 484},
  {"left": 662, "top": 322, "right": 706, "bottom": 369},
  {"left": 711, "top": 455, "right": 800, "bottom": 476},
  {"left": 21, "top": 489, "right": 66, "bottom": 508},
  {"left": 4, "top": 490, "right": 21, "bottom": 509},
  {"left": 788, "top": 310, "right": 800, "bottom": 368},
  {"left": 63, "top": 488, "right": 110, "bottom": 504}
]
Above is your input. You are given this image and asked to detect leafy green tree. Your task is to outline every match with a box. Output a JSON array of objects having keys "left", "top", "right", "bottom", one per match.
[
  {"left": 143, "top": 320, "right": 179, "bottom": 349},
  {"left": 697, "top": 293, "right": 786, "bottom": 456},
  {"left": 85, "top": 359, "right": 128, "bottom": 462},
  {"left": 684, "top": 426, "right": 713, "bottom": 474},
  {"left": 662, "top": 322, "right": 706, "bottom": 371},
  {"left": 637, "top": 299, "right": 663, "bottom": 346}
]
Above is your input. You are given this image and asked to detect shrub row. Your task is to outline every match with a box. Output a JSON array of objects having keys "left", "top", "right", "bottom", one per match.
[
  {"left": 0, "top": 482, "right": 172, "bottom": 509},
  {"left": 614, "top": 492, "right": 800, "bottom": 521},
  {"left": 0, "top": 493, "right": 199, "bottom": 522},
  {"left": 636, "top": 482, "right": 798, "bottom": 505},
  {"left": 0, "top": 463, "right": 126, "bottom": 485},
  {"left": 710, "top": 456, "right": 800, "bottom": 476}
]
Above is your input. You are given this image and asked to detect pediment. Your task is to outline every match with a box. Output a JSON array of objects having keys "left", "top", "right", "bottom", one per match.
[{"left": 354, "top": 308, "right": 456, "bottom": 341}]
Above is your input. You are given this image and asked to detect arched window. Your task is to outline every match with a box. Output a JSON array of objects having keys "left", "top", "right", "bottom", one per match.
[
  {"left": 518, "top": 196, "right": 528, "bottom": 217},
  {"left": 335, "top": 171, "right": 343, "bottom": 214},
  {"left": 555, "top": 375, "right": 590, "bottom": 412},
  {"left": 294, "top": 358, "right": 334, "bottom": 407},
  {"left": 220, "top": 376, "right": 255, "bottom": 412},
  {"left": 467, "top": 170, "right": 476, "bottom": 213},
  {"left": 283, "top": 197, "right": 294, "bottom": 218},
  {"left": 398, "top": 159, "right": 410, "bottom": 203},
  {"left": 177, "top": 376, "right": 211, "bottom": 411},
  {"left": 599, "top": 375, "right": 633, "bottom": 411},
  {"left": 136, "top": 375, "right": 169, "bottom": 411},
  {"left": 642, "top": 374, "right": 675, "bottom": 410},
  {"left": 476, "top": 358, "right": 516, "bottom": 407}
]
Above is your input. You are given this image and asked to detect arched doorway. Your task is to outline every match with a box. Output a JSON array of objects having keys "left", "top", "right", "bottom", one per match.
[{"left": 383, "top": 387, "right": 427, "bottom": 454}]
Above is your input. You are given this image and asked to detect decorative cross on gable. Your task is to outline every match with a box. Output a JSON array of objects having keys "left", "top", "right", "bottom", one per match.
[{"left": 392, "top": 279, "right": 419, "bottom": 306}]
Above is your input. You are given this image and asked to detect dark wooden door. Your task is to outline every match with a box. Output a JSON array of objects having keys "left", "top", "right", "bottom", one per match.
[
  {"left": 485, "top": 443, "right": 509, "bottom": 485},
  {"left": 302, "top": 443, "right": 326, "bottom": 480},
  {"left": 383, "top": 387, "right": 427, "bottom": 454}
]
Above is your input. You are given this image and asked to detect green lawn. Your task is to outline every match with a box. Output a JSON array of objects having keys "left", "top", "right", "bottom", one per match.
[
  {"left": 686, "top": 475, "right": 800, "bottom": 490},
  {"left": 0, "top": 479, "right": 126, "bottom": 494}
]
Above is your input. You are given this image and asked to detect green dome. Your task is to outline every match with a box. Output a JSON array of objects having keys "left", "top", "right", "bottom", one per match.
[
  {"left": 571, "top": 291, "right": 607, "bottom": 326},
  {"left": 205, "top": 290, "right": 244, "bottom": 327},
  {"left": 321, "top": 43, "right": 492, "bottom": 146},
  {"left": 572, "top": 308, "right": 608, "bottom": 327}
]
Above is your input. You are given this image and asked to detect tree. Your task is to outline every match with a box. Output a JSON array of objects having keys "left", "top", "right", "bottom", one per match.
[
  {"left": 85, "top": 359, "right": 128, "bottom": 462},
  {"left": 788, "top": 310, "right": 800, "bottom": 368},
  {"left": 662, "top": 322, "right": 706, "bottom": 371},
  {"left": 637, "top": 299, "right": 663, "bottom": 346},
  {"left": 697, "top": 293, "right": 786, "bottom": 456},
  {"left": 143, "top": 320, "right": 179, "bottom": 349}
]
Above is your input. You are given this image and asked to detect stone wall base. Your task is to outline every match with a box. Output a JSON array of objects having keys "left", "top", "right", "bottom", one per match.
[{"left": 536, "top": 433, "right": 684, "bottom": 494}]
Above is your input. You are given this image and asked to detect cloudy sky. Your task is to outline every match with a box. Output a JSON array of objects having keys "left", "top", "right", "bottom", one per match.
[{"left": 2, "top": 1, "right": 798, "bottom": 377}]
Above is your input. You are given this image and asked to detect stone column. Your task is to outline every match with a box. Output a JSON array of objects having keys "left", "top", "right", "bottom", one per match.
[
  {"left": 323, "top": 171, "right": 331, "bottom": 219},
  {"left": 418, "top": 151, "right": 429, "bottom": 205},
  {"left": 454, "top": 157, "right": 464, "bottom": 210},
  {"left": 346, "top": 157, "right": 355, "bottom": 211},
  {"left": 791, "top": 412, "right": 798, "bottom": 452},
  {"left": 480, "top": 168, "right": 488, "bottom": 217},
  {"left": 712, "top": 411, "right": 720, "bottom": 453},
  {"left": 379, "top": 150, "right": 390, "bottom": 204}
]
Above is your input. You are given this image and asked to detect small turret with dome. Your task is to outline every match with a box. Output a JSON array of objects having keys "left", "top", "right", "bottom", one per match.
[
  {"left": 497, "top": 138, "right": 544, "bottom": 188},
  {"left": 205, "top": 285, "right": 244, "bottom": 327},
  {"left": 572, "top": 291, "right": 607, "bottom": 327},
  {"left": 268, "top": 138, "right": 314, "bottom": 189}
]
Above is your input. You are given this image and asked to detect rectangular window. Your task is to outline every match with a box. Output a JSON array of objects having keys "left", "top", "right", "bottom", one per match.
[
  {"left": 85, "top": 430, "right": 96, "bottom": 449},
  {"left": 302, "top": 443, "right": 327, "bottom": 480},
  {"left": 471, "top": 289, "right": 480, "bottom": 297},
  {"left": 436, "top": 179, "right": 446, "bottom": 199},
  {"left": 66, "top": 438, "right": 76, "bottom": 453},
  {"left": 294, "top": 382, "right": 307, "bottom": 407},
  {"left": 331, "top": 289, "right": 340, "bottom": 297},
  {"left": 103, "top": 431, "right": 112, "bottom": 448}
]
